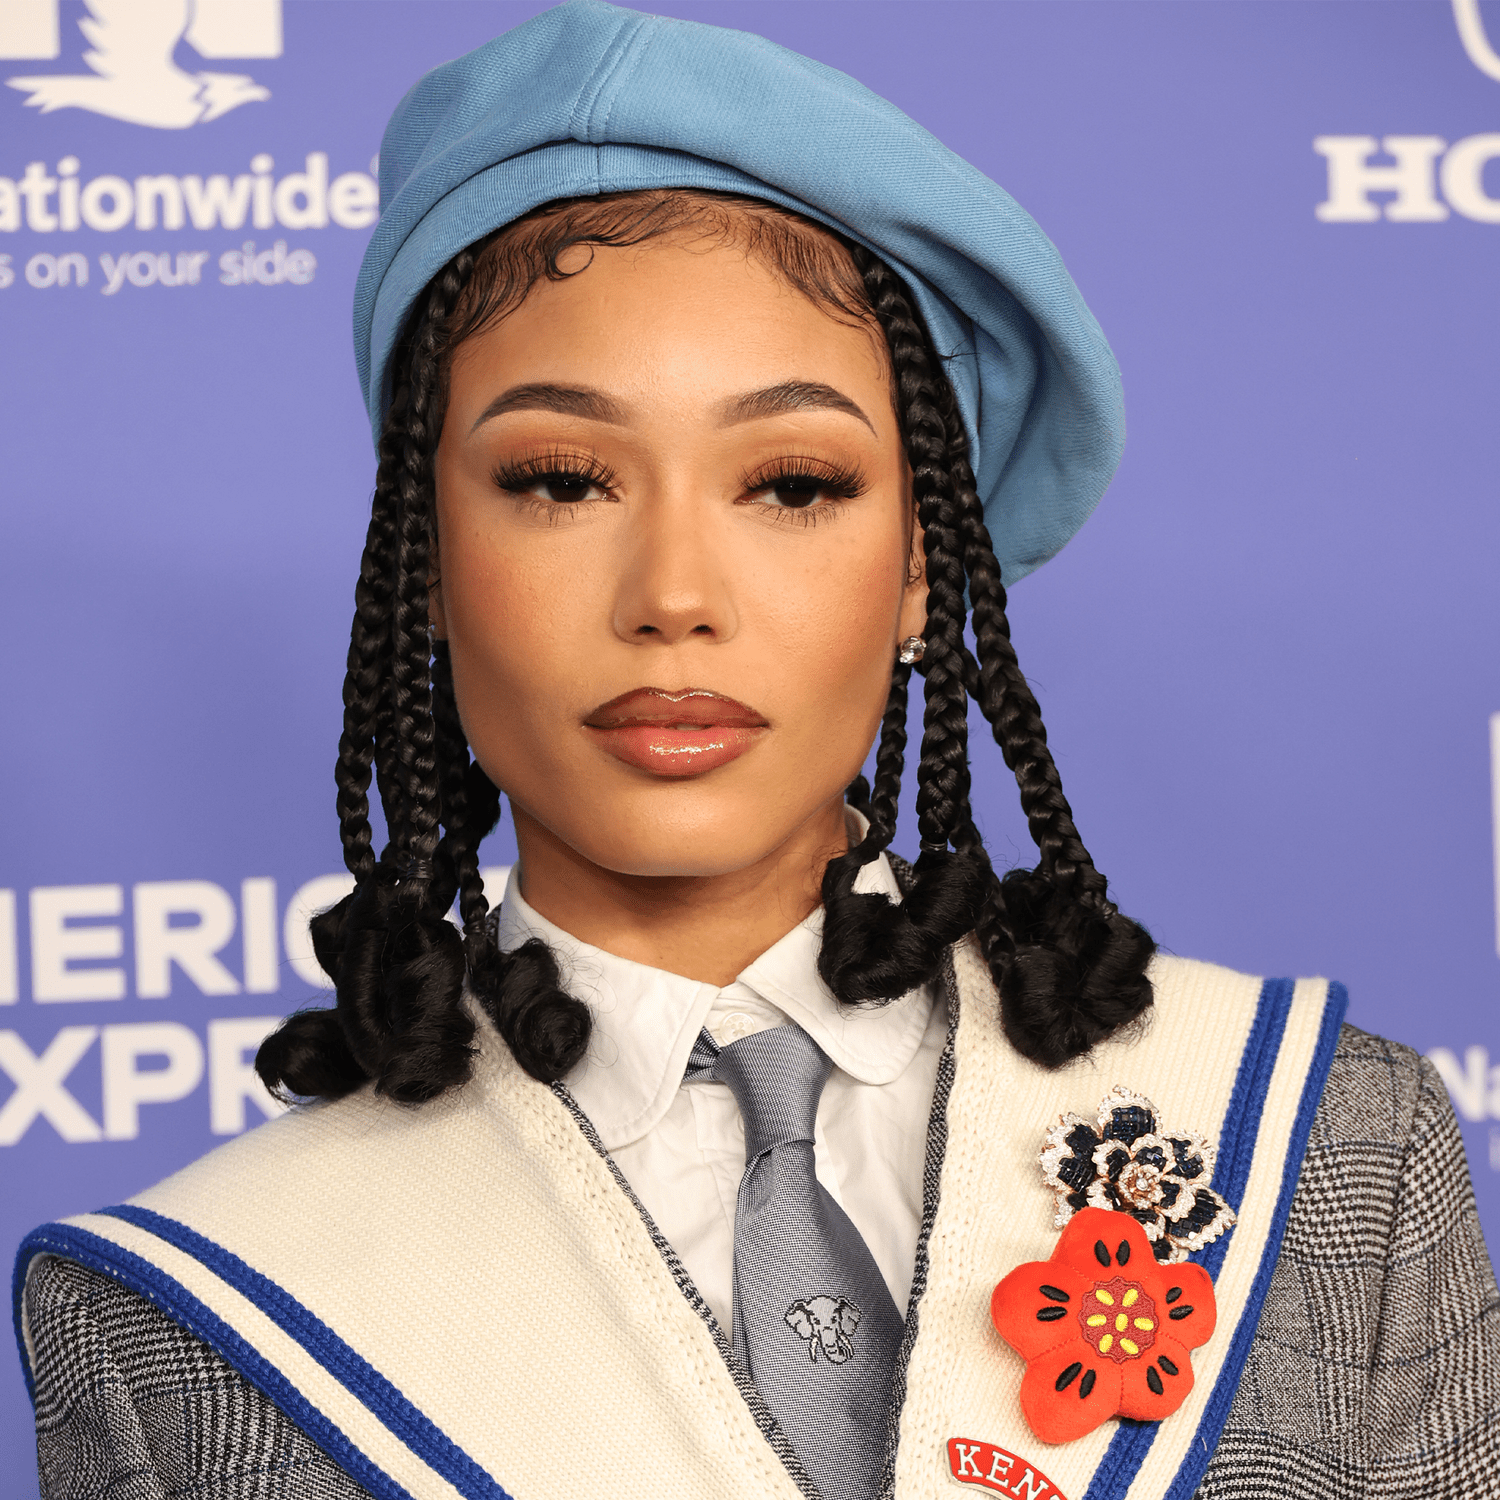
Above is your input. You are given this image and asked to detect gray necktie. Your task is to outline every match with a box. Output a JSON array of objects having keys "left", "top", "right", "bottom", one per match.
[{"left": 686, "top": 1024, "right": 903, "bottom": 1500}]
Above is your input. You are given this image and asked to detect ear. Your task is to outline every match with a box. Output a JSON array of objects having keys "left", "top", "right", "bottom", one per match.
[
  {"left": 785, "top": 1303, "right": 814, "bottom": 1338},
  {"left": 897, "top": 507, "right": 928, "bottom": 645},
  {"left": 836, "top": 1299, "right": 862, "bottom": 1334}
]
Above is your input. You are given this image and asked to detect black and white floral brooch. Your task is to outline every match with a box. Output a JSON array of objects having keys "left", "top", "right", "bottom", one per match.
[{"left": 1038, "top": 1086, "right": 1236, "bottom": 1263}]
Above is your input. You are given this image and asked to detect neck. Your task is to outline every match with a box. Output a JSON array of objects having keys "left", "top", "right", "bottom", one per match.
[{"left": 508, "top": 797, "right": 851, "bottom": 985}]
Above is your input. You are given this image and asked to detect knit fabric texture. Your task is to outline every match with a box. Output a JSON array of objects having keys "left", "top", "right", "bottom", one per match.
[
  {"left": 25, "top": 1022, "right": 1497, "bottom": 1499},
  {"left": 354, "top": 0, "right": 1126, "bottom": 585}
]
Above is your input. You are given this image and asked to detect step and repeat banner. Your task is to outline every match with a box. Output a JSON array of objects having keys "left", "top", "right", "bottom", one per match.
[{"left": 2, "top": 0, "right": 1498, "bottom": 1481}]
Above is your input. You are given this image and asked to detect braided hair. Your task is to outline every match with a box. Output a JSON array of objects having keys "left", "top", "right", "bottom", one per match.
[
  {"left": 256, "top": 191, "right": 1153, "bottom": 1104},
  {"left": 821, "top": 249, "right": 1154, "bottom": 1065}
]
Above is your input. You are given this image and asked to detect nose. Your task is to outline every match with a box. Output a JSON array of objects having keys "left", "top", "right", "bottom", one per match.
[{"left": 610, "top": 495, "right": 738, "bottom": 646}]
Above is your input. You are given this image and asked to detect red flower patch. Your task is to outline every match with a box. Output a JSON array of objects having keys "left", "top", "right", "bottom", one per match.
[{"left": 991, "top": 1208, "right": 1217, "bottom": 1445}]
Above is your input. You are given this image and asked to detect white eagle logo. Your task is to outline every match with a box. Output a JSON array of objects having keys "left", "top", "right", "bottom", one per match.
[{"left": 5, "top": 0, "right": 278, "bottom": 129}]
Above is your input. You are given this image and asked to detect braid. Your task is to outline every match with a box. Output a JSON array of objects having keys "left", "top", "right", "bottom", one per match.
[
  {"left": 331, "top": 366, "right": 409, "bottom": 883},
  {"left": 259, "top": 258, "right": 483, "bottom": 1104},
  {"left": 366, "top": 339, "right": 430, "bottom": 855},
  {"left": 331, "top": 507, "right": 393, "bottom": 882},
  {"left": 430, "top": 644, "right": 492, "bottom": 931},
  {"left": 820, "top": 247, "right": 1154, "bottom": 1066},
  {"left": 872, "top": 269, "right": 972, "bottom": 856},
  {"left": 943, "top": 390, "right": 1101, "bottom": 900},
  {"left": 865, "top": 661, "right": 911, "bottom": 845},
  {"left": 258, "top": 247, "right": 591, "bottom": 1103},
  {"left": 386, "top": 294, "right": 449, "bottom": 887},
  {"left": 434, "top": 643, "right": 590, "bottom": 1085},
  {"left": 816, "top": 256, "right": 991, "bottom": 1006},
  {"left": 426, "top": 647, "right": 587, "bottom": 1082},
  {"left": 944, "top": 380, "right": 1153, "bottom": 1063}
]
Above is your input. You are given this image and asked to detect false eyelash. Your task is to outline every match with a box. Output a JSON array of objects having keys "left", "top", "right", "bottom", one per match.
[
  {"left": 489, "top": 447, "right": 616, "bottom": 497},
  {"left": 740, "top": 455, "right": 870, "bottom": 504}
]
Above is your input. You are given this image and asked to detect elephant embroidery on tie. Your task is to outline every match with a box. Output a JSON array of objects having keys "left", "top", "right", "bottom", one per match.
[{"left": 784, "top": 1295, "right": 863, "bottom": 1364}]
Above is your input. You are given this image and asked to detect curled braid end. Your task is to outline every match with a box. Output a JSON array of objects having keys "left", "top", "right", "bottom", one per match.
[
  {"left": 985, "top": 869, "right": 1155, "bottom": 1069},
  {"left": 254, "top": 1007, "right": 369, "bottom": 1105},
  {"left": 256, "top": 877, "right": 476, "bottom": 1106},
  {"left": 818, "top": 849, "right": 988, "bottom": 1006},
  {"left": 468, "top": 931, "right": 593, "bottom": 1083}
]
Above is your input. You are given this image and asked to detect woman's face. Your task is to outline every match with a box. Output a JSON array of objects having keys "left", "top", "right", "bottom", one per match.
[{"left": 431, "top": 232, "right": 923, "bottom": 887}]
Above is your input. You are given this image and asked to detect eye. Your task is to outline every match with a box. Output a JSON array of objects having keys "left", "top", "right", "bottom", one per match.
[
  {"left": 758, "top": 474, "right": 835, "bottom": 509},
  {"left": 744, "top": 459, "right": 867, "bottom": 514},
  {"left": 512, "top": 472, "right": 607, "bottom": 505},
  {"left": 491, "top": 452, "right": 613, "bottom": 507}
]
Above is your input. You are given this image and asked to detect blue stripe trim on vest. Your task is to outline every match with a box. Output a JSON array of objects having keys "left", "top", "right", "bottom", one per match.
[
  {"left": 1083, "top": 977, "right": 1343, "bottom": 1500},
  {"left": 1201, "top": 979, "right": 1298, "bottom": 1267},
  {"left": 12, "top": 1221, "right": 413, "bottom": 1500},
  {"left": 91, "top": 1203, "right": 515, "bottom": 1500},
  {"left": 12, "top": 1228, "right": 38, "bottom": 1404},
  {"left": 1160, "top": 981, "right": 1347, "bottom": 1500}
]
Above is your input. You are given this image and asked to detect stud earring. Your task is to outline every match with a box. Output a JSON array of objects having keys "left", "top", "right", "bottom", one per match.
[{"left": 897, "top": 635, "right": 925, "bottom": 665}]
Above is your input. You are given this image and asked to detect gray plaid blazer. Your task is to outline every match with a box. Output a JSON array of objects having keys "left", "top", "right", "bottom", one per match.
[{"left": 23, "top": 1024, "right": 1500, "bottom": 1499}]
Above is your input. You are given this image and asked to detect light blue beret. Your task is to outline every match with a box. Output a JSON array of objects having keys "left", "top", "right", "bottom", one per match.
[{"left": 354, "top": 0, "right": 1124, "bottom": 583}]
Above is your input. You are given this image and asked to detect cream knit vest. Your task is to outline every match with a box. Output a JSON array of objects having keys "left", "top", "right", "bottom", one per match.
[{"left": 17, "top": 946, "right": 1344, "bottom": 1500}]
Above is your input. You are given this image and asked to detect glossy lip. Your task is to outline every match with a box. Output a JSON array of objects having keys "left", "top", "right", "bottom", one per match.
[{"left": 583, "top": 688, "right": 769, "bottom": 777}]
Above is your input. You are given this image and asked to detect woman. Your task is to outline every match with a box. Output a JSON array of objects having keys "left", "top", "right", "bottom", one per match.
[{"left": 17, "top": 5, "right": 1497, "bottom": 1498}]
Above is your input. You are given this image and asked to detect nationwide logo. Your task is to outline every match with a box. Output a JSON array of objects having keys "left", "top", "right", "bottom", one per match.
[
  {"left": 0, "top": 147, "right": 379, "bottom": 293},
  {"left": 1, "top": 0, "right": 280, "bottom": 129},
  {"left": 1314, "top": 0, "right": 1500, "bottom": 223}
]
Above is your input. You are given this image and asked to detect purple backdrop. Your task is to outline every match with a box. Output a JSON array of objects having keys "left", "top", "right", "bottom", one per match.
[{"left": 4, "top": 0, "right": 1498, "bottom": 1483}]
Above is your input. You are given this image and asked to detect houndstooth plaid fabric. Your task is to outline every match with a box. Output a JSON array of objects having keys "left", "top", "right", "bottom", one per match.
[{"left": 25, "top": 1024, "right": 1500, "bottom": 1499}]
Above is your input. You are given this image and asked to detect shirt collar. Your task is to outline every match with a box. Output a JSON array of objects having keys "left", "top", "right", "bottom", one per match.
[{"left": 492, "top": 841, "right": 933, "bottom": 1150}]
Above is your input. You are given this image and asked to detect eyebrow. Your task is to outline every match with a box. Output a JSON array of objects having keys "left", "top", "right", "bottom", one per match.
[
  {"left": 469, "top": 383, "right": 628, "bottom": 433},
  {"left": 720, "top": 380, "right": 875, "bottom": 433},
  {"left": 467, "top": 378, "right": 876, "bottom": 436}
]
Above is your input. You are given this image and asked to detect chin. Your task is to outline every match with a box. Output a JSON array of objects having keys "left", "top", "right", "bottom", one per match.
[
  {"left": 591, "top": 846, "right": 766, "bottom": 880},
  {"left": 527, "top": 777, "right": 847, "bottom": 882},
  {"left": 576, "top": 815, "right": 790, "bottom": 880}
]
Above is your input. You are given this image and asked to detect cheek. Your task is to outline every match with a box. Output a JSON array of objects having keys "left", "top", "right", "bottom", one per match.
[
  {"left": 757, "top": 525, "right": 908, "bottom": 742},
  {"left": 438, "top": 525, "right": 579, "bottom": 770}
]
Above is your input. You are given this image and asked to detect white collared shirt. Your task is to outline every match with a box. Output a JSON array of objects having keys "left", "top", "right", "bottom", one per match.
[{"left": 493, "top": 853, "right": 946, "bottom": 1329}]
